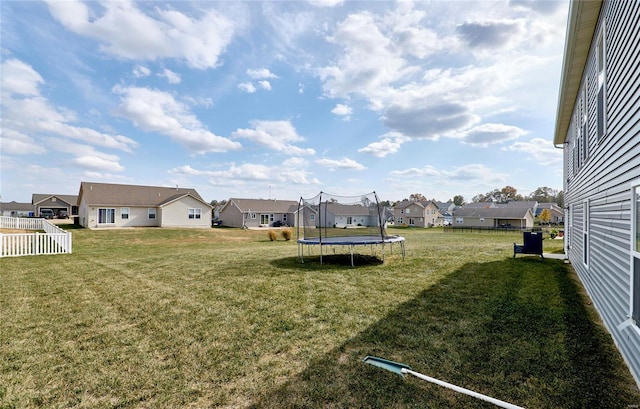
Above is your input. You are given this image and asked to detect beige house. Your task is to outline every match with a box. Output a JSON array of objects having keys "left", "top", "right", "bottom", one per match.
[
  {"left": 393, "top": 200, "right": 443, "bottom": 227},
  {"left": 452, "top": 207, "right": 534, "bottom": 229},
  {"left": 77, "top": 182, "right": 212, "bottom": 229},
  {"left": 32, "top": 194, "right": 78, "bottom": 218},
  {"left": 219, "top": 198, "right": 298, "bottom": 228}
]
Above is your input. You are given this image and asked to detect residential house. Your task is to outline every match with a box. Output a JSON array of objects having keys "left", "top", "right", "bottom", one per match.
[
  {"left": 219, "top": 198, "right": 298, "bottom": 228},
  {"left": 393, "top": 200, "right": 442, "bottom": 227},
  {"left": 436, "top": 201, "right": 455, "bottom": 225},
  {"left": 535, "top": 203, "right": 564, "bottom": 224},
  {"left": 32, "top": 194, "right": 78, "bottom": 218},
  {"left": 496, "top": 200, "right": 539, "bottom": 217},
  {"left": 554, "top": 0, "right": 640, "bottom": 385},
  {"left": 0, "top": 201, "right": 33, "bottom": 217},
  {"left": 77, "top": 182, "right": 212, "bottom": 229},
  {"left": 452, "top": 207, "right": 534, "bottom": 229},
  {"left": 317, "top": 202, "right": 379, "bottom": 228}
]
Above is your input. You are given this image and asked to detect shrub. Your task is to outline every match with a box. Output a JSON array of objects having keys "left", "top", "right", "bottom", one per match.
[
  {"left": 550, "top": 229, "right": 558, "bottom": 239},
  {"left": 281, "top": 228, "right": 292, "bottom": 241},
  {"left": 268, "top": 230, "right": 277, "bottom": 241}
]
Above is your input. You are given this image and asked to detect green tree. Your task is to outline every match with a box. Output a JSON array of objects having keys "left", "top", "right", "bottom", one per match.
[
  {"left": 452, "top": 195, "right": 465, "bottom": 206},
  {"left": 527, "top": 186, "right": 558, "bottom": 203},
  {"left": 409, "top": 193, "right": 427, "bottom": 202}
]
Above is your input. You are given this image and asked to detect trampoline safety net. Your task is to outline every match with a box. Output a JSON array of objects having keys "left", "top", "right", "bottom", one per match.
[
  {"left": 296, "top": 191, "right": 405, "bottom": 265},
  {"left": 297, "top": 191, "right": 386, "bottom": 241}
]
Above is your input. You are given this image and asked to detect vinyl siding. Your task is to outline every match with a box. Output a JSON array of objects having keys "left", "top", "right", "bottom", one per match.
[{"left": 563, "top": 0, "right": 640, "bottom": 386}]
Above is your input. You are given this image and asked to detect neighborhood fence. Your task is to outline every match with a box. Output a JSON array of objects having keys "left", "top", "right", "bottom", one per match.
[
  {"left": 443, "top": 226, "right": 540, "bottom": 234},
  {"left": 0, "top": 216, "right": 72, "bottom": 257}
]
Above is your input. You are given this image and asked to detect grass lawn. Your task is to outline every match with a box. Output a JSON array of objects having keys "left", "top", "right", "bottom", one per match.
[{"left": 1, "top": 227, "right": 638, "bottom": 408}]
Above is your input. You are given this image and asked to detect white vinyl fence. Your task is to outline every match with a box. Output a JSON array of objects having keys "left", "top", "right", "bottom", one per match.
[{"left": 0, "top": 216, "right": 72, "bottom": 257}]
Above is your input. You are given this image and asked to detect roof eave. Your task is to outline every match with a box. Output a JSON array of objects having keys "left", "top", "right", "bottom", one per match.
[{"left": 553, "top": 0, "right": 603, "bottom": 146}]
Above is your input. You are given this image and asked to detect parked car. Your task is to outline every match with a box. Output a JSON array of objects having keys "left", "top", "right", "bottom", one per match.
[
  {"left": 40, "top": 209, "right": 54, "bottom": 219},
  {"left": 57, "top": 210, "right": 68, "bottom": 219}
]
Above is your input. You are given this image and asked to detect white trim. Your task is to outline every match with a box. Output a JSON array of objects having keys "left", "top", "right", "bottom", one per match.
[
  {"left": 631, "top": 180, "right": 640, "bottom": 328},
  {"left": 583, "top": 199, "right": 589, "bottom": 268}
]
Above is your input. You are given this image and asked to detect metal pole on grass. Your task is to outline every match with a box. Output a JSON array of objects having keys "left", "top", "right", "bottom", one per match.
[{"left": 362, "top": 356, "right": 525, "bottom": 409}]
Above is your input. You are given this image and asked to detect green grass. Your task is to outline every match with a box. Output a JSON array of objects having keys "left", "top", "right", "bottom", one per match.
[{"left": 1, "top": 227, "right": 638, "bottom": 408}]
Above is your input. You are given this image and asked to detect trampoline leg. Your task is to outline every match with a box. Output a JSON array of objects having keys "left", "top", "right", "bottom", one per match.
[{"left": 350, "top": 245, "right": 354, "bottom": 267}]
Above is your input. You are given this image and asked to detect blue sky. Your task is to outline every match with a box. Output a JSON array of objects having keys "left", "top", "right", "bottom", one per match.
[{"left": 1, "top": 0, "right": 568, "bottom": 204}]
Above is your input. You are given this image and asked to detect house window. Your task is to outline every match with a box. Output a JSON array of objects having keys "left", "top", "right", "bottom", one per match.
[
  {"left": 596, "top": 27, "right": 606, "bottom": 140},
  {"left": 406, "top": 208, "right": 410, "bottom": 214},
  {"left": 583, "top": 200, "right": 589, "bottom": 267},
  {"left": 582, "top": 84, "right": 588, "bottom": 161},
  {"left": 121, "top": 207, "right": 129, "bottom": 220},
  {"left": 397, "top": 217, "right": 403, "bottom": 224},
  {"left": 408, "top": 218, "right": 415, "bottom": 226},
  {"left": 250, "top": 213, "right": 256, "bottom": 219},
  {"left": 261, "top": 214, "right": 269, "bottom": 224},
  {"left": 480, "top": 218, "right": 485, "bottom": 223},
  {"left": 189, "top": 208, "right": 201, "bottom": 219},
  {"left": 148, "top": 208, "right": 156, "bottom": 219},
  {"left": 456, "top": 217, "right": 464, "bottom": 224},
  {"left": 270, "top": 214, "right": 274, "bottom": 222},
  {"left": 310, "top": 214, "right": 315, "bottom": 221},
  {"left": 283, "top": 214, "right": 287, "bottom": 222},
  {"left": 98, "top": 208, "right": 115, "bottom": 224},
  {"left": 631, "top": 184, "right": 640, "bottom": 325}
]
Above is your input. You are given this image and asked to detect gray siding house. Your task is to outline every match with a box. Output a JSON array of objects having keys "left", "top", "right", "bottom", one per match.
[
  {"left": 452, "top": 207, "right": 534, "bottom": 229},
  {"left": 219, "top": 198, "right": 298, "bottom": 228},
  {"left": 554, "top": 0, "right": 640, "bottom": 386}
]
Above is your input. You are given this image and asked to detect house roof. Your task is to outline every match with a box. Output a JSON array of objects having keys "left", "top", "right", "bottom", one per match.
[
  {"left": 496, "top": 201, "right": 538, "bottom": 209},
  {"left": 554, "top": 0, "right": 603, "bottom": 145},
  {"left": 322, "top": 202, "right": 374, "bottom": 216},
  {"left": 454, "top": 207, "right": 532, "bottom": 219},
  {"left": 78, "top": 182, "right": 209, "bottom": 207},
  {"left": 395, "top": 200, "right": 436, "bottom": 210},
  {"left": 227, "top": 198, "right": 298, "bottom": 213},
  {"left": 0, "top": 201, "right": 33, "bottom": 211},
  {"left": 32, "top": 194, "right": 78, "bottom": 206},
  {"left": 462, "top": 202, "right": 497, "bottom": 209}
]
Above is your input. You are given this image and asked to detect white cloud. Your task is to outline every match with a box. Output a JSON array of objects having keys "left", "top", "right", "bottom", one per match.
[
  {"left": 315, "top": 157, "right": 366, "bottom": 170},
  {"left": 72, "top": 155, "right": 125, "bottom": 172},
  {"left": 133, "top": 65, "right": 151, "bottom": 78},
  {"left": 331, "top": 103, "right": 352, "bottom": 119},
  {"left": 307, "top": 0, "right": 344, "bottom": 7},
  {"left": 390, "top": 165, "right": 440, "bottom": 177},
  {"left": 257, "top": 80, "right": 272, "bottom": 90},
  {"left": 502, "top": 137, "right": 562, "bottom": 164},
  {"left": 170, "top": 162, "right": 320, "bottom": 185},
  {"left": 359, "top": 132, "right": 408, "bottom": 158},
  {"left": 1, "top": 59, "right": 138, "bottom": 153},
  {"left": 45, "top": 0, "right": 235, "bottom": 69},
  {"left": 1, "top": 59, "right": 44, "bottom": 96},
  {"left": 232, "top": 120, "right": 315, "bottom": 155},
  {"left": 238, "top": 82, "right": 257, "bottom": 93},
  {"left": 0, "top": 129, "right": 47, "bottom": 155},
  {"left": 113, "top": 85, "right": 241, "bottom": 154},
  {"left": 453, "top": 123, "right": 527, "bottom": 146},
  {"left": 158, "top": 68, "right": 181, "bottom": 84},
  {"left": 246, "top": 68, "right": 278, "bottom": 79}
]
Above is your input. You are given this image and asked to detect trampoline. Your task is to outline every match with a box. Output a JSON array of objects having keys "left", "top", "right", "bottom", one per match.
[{"left": 296, "top": 191, "right": 405, "bottom": 266}]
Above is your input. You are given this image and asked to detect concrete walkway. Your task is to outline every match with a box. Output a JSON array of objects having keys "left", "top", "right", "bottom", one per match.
[{"left": 543, "top": 252, "right": 568, "bottom": 260}]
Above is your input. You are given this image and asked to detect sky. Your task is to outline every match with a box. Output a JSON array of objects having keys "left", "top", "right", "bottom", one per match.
[{"left": 0, "top": 0, "right": 569, "bottom": 204}]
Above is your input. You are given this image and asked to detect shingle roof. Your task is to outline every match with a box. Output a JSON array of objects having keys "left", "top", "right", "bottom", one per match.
[
  {"left": 229, "top": 198, "right": 298, "bottom": 213},
  {"left": 79, "top": 182, "right": 208, "bottom": 207},
  {"left": 323, "top": 202, "right": 373, "bottom": 216},
  {"left": 32, "top": 194, "right": 78, "bottom": 206},
  {"left": 453, "top": 207, "right": 531, "bottom": 218},
  {"left": 0, "top": 201, "right": 34, "bottom": 211}
]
